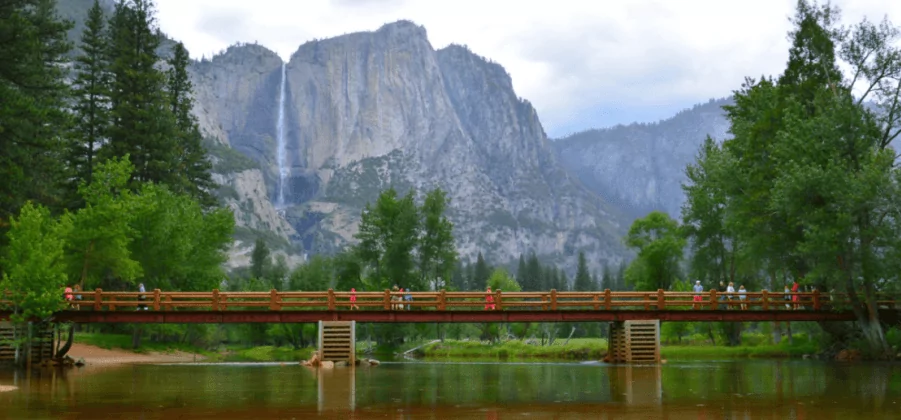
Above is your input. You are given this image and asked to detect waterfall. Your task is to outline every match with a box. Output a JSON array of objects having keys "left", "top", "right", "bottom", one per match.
[{"left": 276, "top": 62, "right": 288, "bottom": 208}]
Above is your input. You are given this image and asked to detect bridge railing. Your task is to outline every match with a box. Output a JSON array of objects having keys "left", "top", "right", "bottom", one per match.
[{"left": 2, "top": 288, "right": 898, "bottom": 312}]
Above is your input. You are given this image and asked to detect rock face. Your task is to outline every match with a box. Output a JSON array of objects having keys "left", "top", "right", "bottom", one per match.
[
  {"left": 189, "top": 21, "right": 630, "bottom": 274},
  {"left": 553, "top": 99, "right": 733, "bottom": 219}
]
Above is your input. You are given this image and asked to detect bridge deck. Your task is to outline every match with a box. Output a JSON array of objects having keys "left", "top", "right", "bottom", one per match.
[{"left": 1, "top": 289, "right": 897, "bottom": 323}]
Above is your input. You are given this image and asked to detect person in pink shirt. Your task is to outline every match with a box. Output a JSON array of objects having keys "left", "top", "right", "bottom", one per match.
[
  {"left": 349, "top": 288, "right": 358, "bottom": 310},
  {"left": 485, "top": 286, "right": 495, "bottom": 310}
]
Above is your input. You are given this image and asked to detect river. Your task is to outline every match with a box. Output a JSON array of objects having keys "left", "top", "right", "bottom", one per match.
[{"left": 1, "top": 359, "right": 900, "bottom": 419}]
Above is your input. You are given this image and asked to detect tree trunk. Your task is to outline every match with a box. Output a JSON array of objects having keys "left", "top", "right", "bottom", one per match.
[
  {"left": 773, "top": 322, "right": 782, "bottom": 344},
  {"left": 786, "top": 322, "right": 793, "bottom": 345},
  {"left": 132, "top": 325, "right": 142, "bottom": 349}
]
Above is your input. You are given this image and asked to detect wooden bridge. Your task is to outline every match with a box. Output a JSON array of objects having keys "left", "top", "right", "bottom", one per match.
[{"left": 1, "top": 289, "right": 897, "bottom": 324}]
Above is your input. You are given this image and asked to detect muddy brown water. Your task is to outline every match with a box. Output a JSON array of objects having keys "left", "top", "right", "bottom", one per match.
[{"left": 2, "top": 359, "right": 901, "bottom": 419}]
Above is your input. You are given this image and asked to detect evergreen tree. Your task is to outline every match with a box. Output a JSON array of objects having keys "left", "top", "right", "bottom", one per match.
[
  {"left": 104, "top": 0, "right": 176, "bottom": 189},
  {"left": 166, "top": 41, "right": 215, "bottom": 207},
  {"left": 516, "top": 254, "right": 527, "bottom": 287},
  {"left": 473, "top": 252, "right": 491, "bottom": 290},
  {"left": 573, "top": 252, "right": 593, "bottom": 291},
  {"left": 250, "top": 238, "right": 270, "bottom": 280},
  {"left": 601, "top": 263, "right": 612, "bottom": 290},
  {"left": 524, "top": 253, "right": 542, "bottom": 290},
  {"left": 69, "top": 0, "right": 110, "bottom": 202},
  {"left": 0, "top": 0, "right": 73, "bottom": 235}
]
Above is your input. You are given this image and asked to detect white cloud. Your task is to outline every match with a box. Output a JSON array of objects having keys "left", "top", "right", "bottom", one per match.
[{"left": 152, "top": 0, "right": 901, "bottom": 136}]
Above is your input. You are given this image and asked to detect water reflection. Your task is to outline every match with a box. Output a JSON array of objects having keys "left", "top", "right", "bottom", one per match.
[
  {"left": 1, "top": 360, "right": 901, "bottom": 418},
  {"left": 317, "top": 365, "right": 355, "bottom": 413}
]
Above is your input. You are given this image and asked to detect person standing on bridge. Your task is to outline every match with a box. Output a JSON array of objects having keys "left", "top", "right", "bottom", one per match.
[
  {"left": 726, "top": 282, "right": 736, "bottom": 310},
  {"left": 350, "top": 288, "right": 358, "bottom": 310},
  {"left": 791, "top": 281, "right": 800, "bottom": 310},
  {"left": 64, "top": 285, "right": 73, "bottom": 308},
  {"left": 404, "top": 288, "right": 412, "bottom": 311},
  {"left": 692, "top": 281, "right": 704, "bottom": 309},
  {"left": 485, "top": 286, "right": 495, "bottom": 310},
  {"left": 138, "top": 283, "right": 147, "bottom": 311},
  {"left": 738, "top": 285, "right": 747, "bottom": 310}
]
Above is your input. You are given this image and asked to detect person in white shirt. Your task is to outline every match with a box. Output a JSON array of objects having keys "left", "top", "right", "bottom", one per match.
[
  {"left": 726, "top": 282, "right": 736, "bottom": 310},
  {"left": 692, "top": 281, "right": 704, "bottom": 309},
  {"left": 738, "top": 285, "right": 747, "bottom": 310}
]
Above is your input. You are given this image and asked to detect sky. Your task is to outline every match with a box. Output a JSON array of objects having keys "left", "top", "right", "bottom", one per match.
[{"left": 152, "top": 0, "right": 901, "bottom": 138}]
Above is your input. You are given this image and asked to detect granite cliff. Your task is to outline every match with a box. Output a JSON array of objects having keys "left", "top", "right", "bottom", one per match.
[
  {"left": 188, "top": 21, "right": 630, "bottom": 273},
  {"left": 553, "top": 98, "right": 733, "bottom": 219}
]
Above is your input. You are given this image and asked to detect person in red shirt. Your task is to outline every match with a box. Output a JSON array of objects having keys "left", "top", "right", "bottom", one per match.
[
  {"left": 349, "top": 288, "right": 358, "bottom": 310},
  {"left": 791, "top": 281, "right": 800, "bottom": 310},
  {"left": 64, "top": 286, "right": 73, "bottom": 308},
  {"left": 485, "top": 286, "right": 495, "bottom": 310}
]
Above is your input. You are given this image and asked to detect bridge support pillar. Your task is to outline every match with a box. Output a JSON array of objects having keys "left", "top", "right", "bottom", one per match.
[
  {"left": 318, "top": 320, "right": 355, "bottom": 365},
  {"left": 607, "top": 320, "right": 659, "bottom": 363},
  {"left": 0, "top": 322, "right": 55, "bottom": 365}
]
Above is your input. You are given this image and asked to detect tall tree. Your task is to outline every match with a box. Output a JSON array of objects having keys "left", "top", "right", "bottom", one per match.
[
  {"left": 103, "top": 0, "right": 175, "bottom": 189},
  {"left": 354, "top": 188, "right": 420, "bottom": 289},
  {"left": 624, "top": 211, "right": 685, "bottom": 291},
  {"left": 573, "top": 252, "right": 593, "bottom": 291},
  {"left": 472, "top": 252, "right": 491, "bottom": 290},
  {"left": 0, "top": 0, "right": 73, "bottom": 237},
  {"left": 0, "top": 202, "right": 69, "bottom": 322},
  {"left": 417, "top": 188, "right": 457, "bottom": 289},
  {"left": 69, "top": 0, "right": 110, "bottom": 200},
  {"left": 250, "top": 238, "right": 270, "bottom": 280},
  {"left": 166, "top": 41, "right": 215, "bottom": 207}
]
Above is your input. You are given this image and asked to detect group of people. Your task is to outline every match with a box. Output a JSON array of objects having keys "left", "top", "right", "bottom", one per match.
[
  {"left": 63, "top": 285, "right": 83, "bottom": 309},
  {"left": 691, "top": 280, "right": 813, "bottom": 310},
  {"left": 389, "top": 286, "right": 413, "bottom": 310}
]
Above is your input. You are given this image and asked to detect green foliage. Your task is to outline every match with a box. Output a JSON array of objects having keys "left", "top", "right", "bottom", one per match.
[
  {"left": 128, "top": 182, "right": 234, "bottom": 291},
  {"left": 624, "top": 211, "right": 685, "bottom": 291},
  {"left": 62, "top": 156, "right": 141, "bottom": 289},
  {"left": 487, "top": 268, "right": 521, "bottom": 292},
  {"left": 472, "top": 252, "right": 491, "bottom": 290},
  {"left": 678, "top": 0, "right": 901, "bottom": 355},
  {"left": 418, "top": 189, "right": 457, "bottom": 289},
  {"left": 0, "top": 202, "right": 69, "bottom": 321},
  {"left": 68, "top": 0, "right": 110, "bottom": 202},
  {"left": 421, "top": 338, "right": 607, "bottom": 360},
  {"left": 0, "top": 0, "right": 73, "bottom": 234},
  {"left": 355, "top": 187, "right": 456, "bottom": 291},
  {"left": 205, "top": 139, "right": 260, "bottom": 174},
  {"left": 250, "top": 238, "right": 270, "bottom": 280},
  {"left": 573, "top": 252, "right": 593, "bottom": 291}
]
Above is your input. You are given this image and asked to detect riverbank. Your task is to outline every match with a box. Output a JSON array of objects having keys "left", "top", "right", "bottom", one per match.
[
  {"left": 66, "top": 343, "right": 206, "bottom": 365},
  {"left": 418, "top": 338, "right": 821, "bottom": 360}
]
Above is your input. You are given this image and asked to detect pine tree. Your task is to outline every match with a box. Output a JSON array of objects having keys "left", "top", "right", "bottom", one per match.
[
  {"left": 473, "top": 252, "right": 490, "bottom": 290},
  {"left": 166, "top": 41, "right": 215, "bottom": 207},
  {"left": 516, "top": 254, "right": 527, "bottom": 287},
  {"left": 573, "top": 252, "right": 593, "bottom": 291},
  {"left": 104, "top": 0, "right": 176, "bottom": 189},
  {"left": 69, "top": 0, "right": 111, "bottom": 201},
  {"left": 250, "top": 238, "right": 270, "bottom": 280},
  {"left": 525, "top": 253, "right": 542, "bottom": 290},
  {"left": 0, "top": 0, "right": 73, "bottom": 233}
]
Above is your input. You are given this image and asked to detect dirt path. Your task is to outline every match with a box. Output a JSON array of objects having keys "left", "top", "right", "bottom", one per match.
[{"left": 66, "top": 343, "right": 205, "bottom": 365}]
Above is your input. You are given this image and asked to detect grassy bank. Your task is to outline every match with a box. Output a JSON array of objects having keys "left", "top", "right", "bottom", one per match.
[
  {"left": 421, "top": 339, "right": 608, "bottom": 360},
  {"left": 661, "top": 341, "right": 819, "bottom": 359},
  {"left": 228, "top": 345, "right": 315, "bottom": 362},
  {"left": 419, "top": 338, "right": 821, "bottom": 361}
]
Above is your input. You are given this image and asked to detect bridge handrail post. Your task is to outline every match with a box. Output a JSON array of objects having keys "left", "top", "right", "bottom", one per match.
[
  {"left": 644, "top": 293, "right": 651, "bottom": 310},
  {"left": 270, "top": 289, "right": 281, "bottom": 311},
  {"left": 496, "top": 289, "right": 502, "bottom": 311},
  {"left": 212, "top": 289, "right": 220, "bottom": 311},
  {"left": 657, "top": 289, "right": 665, "bottom": 310},
  {"left": 550, "top": 289, "right": 557, "bottom": 311},
  {"left": 94, "top": 288, "right": 102, "bottom": 311},
  {"left": 709, "top": 289, "right": 717, "bottom": 310},
  {"left": 438, "top": 289, "right": 446, "bottom": 310},
  {"left": 604, "top": 289, "right": 611, "bottom": 310},
  {"left": 813, "top": 289, "right": 820, "bottom": 311},
  {"left": 383, "top": 290, "right": 391, "bottom": 310},
  {"left": 153, "top": 289, "right": 161, "bottom": 311},
  {"left": 762, "top": 290, "right": 769, "bottom": 310},
  {"left": 327, "top": 288, "right": 335, "bottom": 311},
  {"left": 592, "top": 293, "right": 599, "bottom": 310}
]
